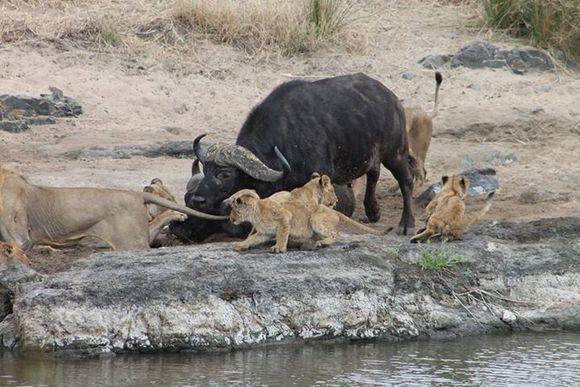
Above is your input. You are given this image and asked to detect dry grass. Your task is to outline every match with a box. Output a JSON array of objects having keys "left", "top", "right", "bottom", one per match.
[
  {"left": 479, "top": 0, "right": 580, "bottom": 61},
  {"left": 0, "top": 0, "right": 364, "bottom": 56}
]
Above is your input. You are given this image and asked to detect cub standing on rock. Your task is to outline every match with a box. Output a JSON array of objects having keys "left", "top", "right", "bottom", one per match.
[
  {"left": 410, "top": 175, "right": 494, "bottom": 243},
  {"left": 226, "top": 175, "right": 383, "bottom": 253}
]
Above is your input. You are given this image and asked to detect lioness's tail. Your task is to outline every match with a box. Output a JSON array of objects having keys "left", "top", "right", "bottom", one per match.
[
  {"left": 336, "top": 212, "right": 383, "bottom": 235},
  {"left": 143, "top": 193, "right": 229, "bottom": 221},
  {"left": 462, "top": 191, "right": 495, "bottom": 229},
  {"left": 430, "top": 71, "right": 443, "bottom": 119}
]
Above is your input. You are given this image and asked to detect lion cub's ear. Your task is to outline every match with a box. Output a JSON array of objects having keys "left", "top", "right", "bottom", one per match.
[
  {"left": 441, "top": 175, "right": 449, "bottom": 185},
  {"left": 320, "top": 175, "right": 332, "bottom": 187},
  {"left": 150, "top": 178, "right": 163, "bottom": 185},
  {"left": 311, "top": 172, "right": 321, "bottom": 180},
  {"left": 459, "top": 177, "right": 469, "bottom": 191},
  {"left": 143, "top": 185, "right": 154, "bottom": 193}
]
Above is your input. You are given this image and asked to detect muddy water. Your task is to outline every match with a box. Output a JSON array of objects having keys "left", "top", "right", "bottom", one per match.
[{"left": 2, "top": 332, "right": 579, "bottom": 386}]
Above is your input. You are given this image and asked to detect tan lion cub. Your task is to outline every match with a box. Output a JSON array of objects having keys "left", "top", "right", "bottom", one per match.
[
  {"left": 226, "top": 175, "right": 381, "bottom": 253},
  {"left": 410, "top": 175, "right": 494, "bottom": 243}
]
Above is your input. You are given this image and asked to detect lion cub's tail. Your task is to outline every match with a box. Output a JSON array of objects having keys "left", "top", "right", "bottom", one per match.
[
  {"left": 462, "top": 191, "right": 495, "bottom": 229},
  {"left": 430, "top": 71, "right": 443, "bottom": 119},
  {"left": 335, "top": 212, "right": 383, "bottom": 235}
]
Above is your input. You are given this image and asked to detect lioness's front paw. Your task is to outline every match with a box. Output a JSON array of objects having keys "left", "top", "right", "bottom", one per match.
[
  {"left": 270, "top": 245, "right": 287, "bottom": 253},
  {"left": 175, "top": 213, "right": 188, "bottom": 222},
  {"left": 233, "top": 242, "right": 248, "bottom": 251}
]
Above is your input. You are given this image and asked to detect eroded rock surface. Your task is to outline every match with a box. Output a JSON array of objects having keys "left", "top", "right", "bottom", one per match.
[
  {"left": 0, "top": 87, "right": 82, "bottom": 133},
  {"left": 419, "top": 40, "right": 555, "bottom": 73},
  {"left": 1, "top": 217, "right": 579, "bottom": 354}
]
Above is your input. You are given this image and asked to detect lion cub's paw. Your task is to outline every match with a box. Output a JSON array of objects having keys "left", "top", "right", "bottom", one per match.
[
  {"left": 270, "top": 245, "right": 287, "bottom": 254},
  {"left": 233, "top": 242, "right": 248, "bottom": 252}
]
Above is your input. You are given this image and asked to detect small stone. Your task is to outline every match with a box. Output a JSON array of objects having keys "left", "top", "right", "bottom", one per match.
[
  {"left": 485, "top": 242, "right": 497, "bottom": 252},
  {"left": 418, "top": 54, "right": 452, "bottom": 69},
  {"left": 401, "top": 72, "right": 414, "bottom": 80},
  {"left": 501, "top": 309, "right": 517, "bottom": 324},
  {"left": 534, "top": 85, "right": 552, "bottom": 93}
]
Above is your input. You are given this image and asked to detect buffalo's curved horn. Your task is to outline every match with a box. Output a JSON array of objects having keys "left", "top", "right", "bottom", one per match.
[
  {"left": 212, "top": 145, "right": 291, "bottom": 182},
  {"left": 193, "top": 134, "right": 208, "bottom": 162}
]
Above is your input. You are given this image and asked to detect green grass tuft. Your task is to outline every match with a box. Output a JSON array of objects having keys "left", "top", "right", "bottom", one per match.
[
  {"left": 480, "top": 0, "right": 580, "bottom": 61},
  {"left": 419, "top": 246, "right": 468, "bottom": 271}
]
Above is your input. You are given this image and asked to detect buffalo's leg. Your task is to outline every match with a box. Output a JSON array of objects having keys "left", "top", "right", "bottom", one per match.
[
  {"left": 384, "top": 156, "right": 415, "bottom": 235},
  {"left": 363, "top": 166, "right": 381, "bottom": 223}
]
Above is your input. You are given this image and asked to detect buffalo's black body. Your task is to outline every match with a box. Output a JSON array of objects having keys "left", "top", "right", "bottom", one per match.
[{"left": 171, "top": 73, "right": 414, "bottom": 242}]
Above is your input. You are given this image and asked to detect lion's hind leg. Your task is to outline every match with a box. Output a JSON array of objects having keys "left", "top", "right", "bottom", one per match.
[{"left": 311, "top": 211, "right": 340, "bottom": 248}]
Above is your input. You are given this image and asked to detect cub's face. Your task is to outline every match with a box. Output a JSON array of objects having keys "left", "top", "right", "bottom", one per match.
[
  {"left": 225, "top": 190, "right": 259, "bottom": 225},
  {"left": 143, "top": 178, "right": 177, "bottom": 219},
  {"left": 319, "top": 175, "right": 338, "bottom": 208},
  {"left": 441, "top": 175, "right": 469, "bottom": 198},
  {"left": 0, "top": 242, "right": 31, "bottom": 266}
]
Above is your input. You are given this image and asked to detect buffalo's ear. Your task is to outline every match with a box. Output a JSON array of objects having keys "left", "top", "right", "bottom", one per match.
[
  {"left": 441, "top": 175, "right": 449, "bottom": 185},
  {"left": 311, "top": 172, "right": 321, "bottom": 180}
]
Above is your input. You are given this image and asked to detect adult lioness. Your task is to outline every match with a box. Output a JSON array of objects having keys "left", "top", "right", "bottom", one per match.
[{"left": 0, "top": 167, "right": 227, "bottom": 250}]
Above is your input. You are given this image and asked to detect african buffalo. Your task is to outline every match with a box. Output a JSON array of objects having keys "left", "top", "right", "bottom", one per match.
[{"left": 171, "top": 73, "right": 415, "bottom": 241}]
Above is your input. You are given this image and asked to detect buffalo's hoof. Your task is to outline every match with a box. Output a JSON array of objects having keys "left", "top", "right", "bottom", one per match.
[
  {"left": 365, "top": 212, "right": 381, "bottom": 223},
  {"left": 397, "top": 226, "right": 415, "bottom": 236}
]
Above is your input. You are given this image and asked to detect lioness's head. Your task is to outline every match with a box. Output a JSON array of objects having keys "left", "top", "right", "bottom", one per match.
[
  {"left": 0, "top": 242, "right": 31, "bottom": 267},
  {"left": 225, "top": 189, "right": 260, "bottom": 225},
  {"left": 441, "top": 175, "right": 469, "bottom": 199}
]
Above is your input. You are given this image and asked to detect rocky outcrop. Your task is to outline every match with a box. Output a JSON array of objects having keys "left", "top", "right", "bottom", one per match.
[
  {"left": 0, "top": 87, "right": 82, "bottom": 133},
  {"left": 419, "top": 40, "right": 555, "bottom": 74},
  {"left": 1, "top": 217, "right": 579, "bottom": 354}
]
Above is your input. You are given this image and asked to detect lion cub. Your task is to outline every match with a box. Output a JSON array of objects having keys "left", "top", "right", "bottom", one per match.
[
  {"left": 404, "top": 71, "right": 443, "bottom": 186},
  {"left": 143, "top": 178, "right": 186, "bottom": 243},
  {"left": 0, "top": 242, "right": 31, "bottom": 266},
  {"left": 410, "top": 175, "right": 494, "bottom": 243},
  {"left": 226, "top": 175, "right": 381, "bottom": 253}
]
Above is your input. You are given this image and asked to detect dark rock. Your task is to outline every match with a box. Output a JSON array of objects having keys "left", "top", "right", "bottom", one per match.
[
  {"left": 451, "top": 41, "right": 498, "bottom": 69},
  {"left": 0, "top": 120, "right": 29, "bottom": 133},
  {"left": 0, "top": 87, "right": 82, "bottom": 118},
  {"left": 502, "top": 48, "right": 554, "bottom": 73},
  {"left": 2, "top": 217, "right": 579, "bottom": 353},
  {"left": 418, "top": 54, "right": 453, "bottom": 69},
  {"left": 401, "top": 72, "right": 414, "bottom": 80},
  {"left": 428, "top": 41, "right": 556, "bottom": 73}
]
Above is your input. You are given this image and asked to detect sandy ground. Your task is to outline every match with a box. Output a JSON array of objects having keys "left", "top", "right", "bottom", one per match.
[{"left": 1, "top": 1, "right": 579, "bottom": 271}]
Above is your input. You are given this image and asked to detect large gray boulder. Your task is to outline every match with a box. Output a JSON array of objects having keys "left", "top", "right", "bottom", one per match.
[{"left": 1, "top": 217, "right": 579, "bottom": 354}]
